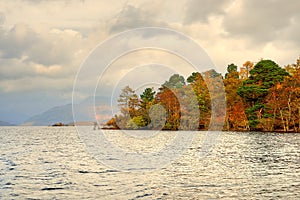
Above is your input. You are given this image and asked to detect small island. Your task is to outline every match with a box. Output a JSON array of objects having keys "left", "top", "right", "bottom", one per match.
[
  {"left": 104, "top": 58, "right": 300, "bottom": 133},
  {"left": 51, "top": 122, "right": 68, "bottom": 126}
]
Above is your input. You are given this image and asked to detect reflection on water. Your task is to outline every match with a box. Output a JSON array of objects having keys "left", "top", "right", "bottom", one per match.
[{"left": 0, "top": 127, "right": 299, "bottom": 199}]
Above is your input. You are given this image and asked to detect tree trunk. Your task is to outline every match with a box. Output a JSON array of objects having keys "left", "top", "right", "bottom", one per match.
[
  {"left": 271, "top": 107, "right": 277, "bottom": 132},
  {"left": 280, "top": 110, "right": 286, "bottom": 132},
  {"left": 287, "top": 94, "right": 291, "bottom": 131}
]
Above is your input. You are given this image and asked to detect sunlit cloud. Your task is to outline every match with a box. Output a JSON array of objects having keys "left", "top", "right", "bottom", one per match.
[{"left": 0, "top": 0, "right": 299, "bottom": 123}]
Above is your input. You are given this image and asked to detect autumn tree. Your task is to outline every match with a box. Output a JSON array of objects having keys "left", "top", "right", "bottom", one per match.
[
  {"left": 148, "top": 104, "right": 167, "bottom": 130},
  {"left": 155, "top": 87, "right": 181, "bottom": 130},
  {"left": 203, "top": 69, "right": 226, "bottom": 130},
  {"left": 105, "top": 56, "right": 300, "bottom": 132},
  {"left": 223, "top": 64, "right": 248, "bottom": 130},
  {"left": 239, "top": 61, "right": 254, "bottom": 79},
  {"left": 237, "top": 60, "right": 289, "bottom": 130},
  {"left": 126, "top": 116, "right": 147, "bottom": 129},
  {"left": 105, "top": 116, "right": 119, "bottom": 129},
  {"left": 179, "top": 84, "right": 200, "bottom": 130},
  {"left": 225, "top": 63, "right": 239, "bottom": 79},
  {"left": 187, "top": 72, "right": 211, "bottom": 129},
  {"left": 116, "top": 85, "right": 139, "bottom": 128},
  {"left": 266, "top": 59, "right": 300, "bottom": 132},
  {"left": 154, "top": 74, "right": 188, "bottom": 130}
]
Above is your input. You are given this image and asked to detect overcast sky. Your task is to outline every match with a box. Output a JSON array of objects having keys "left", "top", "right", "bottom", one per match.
[{"left": 0, "top": 0, "right": 300, "bottom": 123}]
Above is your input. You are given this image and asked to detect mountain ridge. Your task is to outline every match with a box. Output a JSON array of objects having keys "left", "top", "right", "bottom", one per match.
[
  {"left": 0, "top": 121, "right": 15, "bottom": 126},
  {"left": 22, "top": 96, "right": 112, "bottom": 126}
]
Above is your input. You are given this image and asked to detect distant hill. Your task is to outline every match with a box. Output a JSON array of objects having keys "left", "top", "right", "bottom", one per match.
[
  {"left": 23, "top": 104, "right": 73, "bottom": 126},
  {"left": 22, "top": 96, "right": 112, "bottom": 126},
  {"left": 0, "top": 111, "right": 29, "bottom": 125},
  {"left": 0, "top": 121, "right": 15, "bottom": 126}
]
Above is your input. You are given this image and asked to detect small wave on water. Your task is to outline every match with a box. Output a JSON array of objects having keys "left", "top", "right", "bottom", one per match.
[
  {"left": 41, "top": 187, "right": 65, "bottom": 191},
  {"left": 0, "top": 127, "right": 300, "bottom": 199}
]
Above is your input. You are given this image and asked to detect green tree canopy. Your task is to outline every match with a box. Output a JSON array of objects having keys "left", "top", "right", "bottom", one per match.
[
  {"left": 140, "top": 88, "right": 155, "bottom": 104},
  {"left": 162, "top": 74, "right": 185, "bottom": 89},
  {"left": 237, "top": 59, "right": 289, "bottom": 129},
  {"left": 246, "top": 60, "right": 288, "bottom": 88},
  {"left": 225, "top": 63, "right": 238, "bottom": 79}
]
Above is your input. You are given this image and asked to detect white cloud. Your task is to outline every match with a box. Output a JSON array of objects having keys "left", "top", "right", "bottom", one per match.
[
  {"left": 0, "top": 0, "right": 300, "bottom": 122},
  {"left": 34, "top": 63, "right": 62, "bottom": 75}
]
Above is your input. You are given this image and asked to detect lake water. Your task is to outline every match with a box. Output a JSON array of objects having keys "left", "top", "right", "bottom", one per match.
[{"left": 1, "top": 127, "right": 300, "bottom": 199}]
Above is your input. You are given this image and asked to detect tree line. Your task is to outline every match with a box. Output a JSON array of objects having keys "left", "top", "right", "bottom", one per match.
[{"left": 105, "top": 57, "right": 300, "bottom": 132}]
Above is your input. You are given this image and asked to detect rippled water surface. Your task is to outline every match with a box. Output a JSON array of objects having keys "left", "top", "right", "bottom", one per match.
[{"left": 1, "top": 127, "right": 300, "bottom": 199}]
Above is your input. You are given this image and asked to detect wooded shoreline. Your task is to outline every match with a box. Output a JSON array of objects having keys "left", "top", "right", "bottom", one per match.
[
  {"left": 104, "top": 57, "right": 300, "bottom": 133},
  {"left": 101, "top": 126, "right": 300, "bottom": 133}
]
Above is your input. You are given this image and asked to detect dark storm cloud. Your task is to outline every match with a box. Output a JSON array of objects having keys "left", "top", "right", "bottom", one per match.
[
  {"left": 222, "top": 0, "right": 300, "bottom": 45},
  {"left": 109, "top": 5, "right": 167, "bottom": 33},
  {"left": 0, "top": 24, "right": 38, "bottom": 59},
  {"left": 0, "top": 23, "right": 76, "bottom": 66},
  {"left": 184, "top": 0, "right": 232, "bottom": 24}
]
